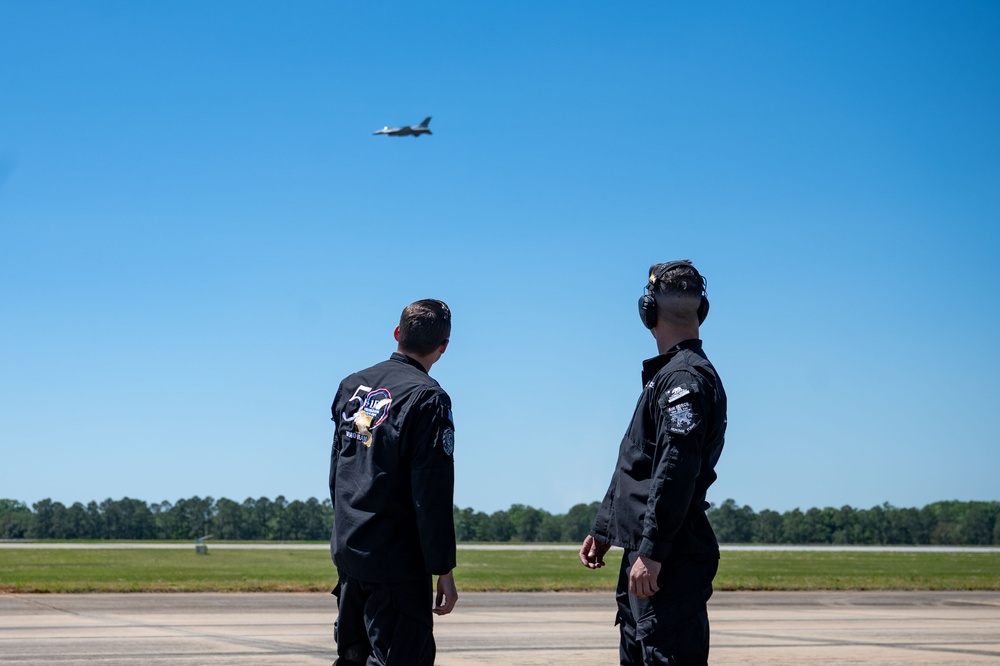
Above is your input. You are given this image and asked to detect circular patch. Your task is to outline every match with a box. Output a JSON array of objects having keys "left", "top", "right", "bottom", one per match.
[{"left": 442, "top": 428, "right": 455, "bottom": 456}]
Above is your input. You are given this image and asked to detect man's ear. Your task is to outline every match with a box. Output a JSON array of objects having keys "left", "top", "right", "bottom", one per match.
[
  {"left": 393, "top": 326, "right": 401, "bottom": 342},
  {"left": 438, "top": 339, "right": 449, "bottom": 354}
]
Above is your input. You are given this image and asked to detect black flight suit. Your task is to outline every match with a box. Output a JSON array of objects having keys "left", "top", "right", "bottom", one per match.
[
  {"left": 592, "top": 339, "right": 727, "bottom": 666},
  {"left": 329, "top": 352, "right": 456, "bottom": 665}
]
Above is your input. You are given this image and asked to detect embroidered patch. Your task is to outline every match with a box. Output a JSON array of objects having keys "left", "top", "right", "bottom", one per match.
[
  {"left": 644, "top": 380, "right": 655, "bottom": 390},
  {"left": 442, "top": 428, "right": 455, "bottom": 456},
  {"left": 667, "top": 386, "right": 691, "bottom": 403},
  {"left": 352, "top": 388, "right": 392, "bottom": 447},
  {"left": 667, "top": 402, "right": 697, "bottom": 435},
  {"left": 361, "top": 389, "right": 392, "bottom": 428}
]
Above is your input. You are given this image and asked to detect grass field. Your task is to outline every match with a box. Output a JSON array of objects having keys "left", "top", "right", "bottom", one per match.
[{"left": 1, "top": 546, "right": 998, "bottom": 593}]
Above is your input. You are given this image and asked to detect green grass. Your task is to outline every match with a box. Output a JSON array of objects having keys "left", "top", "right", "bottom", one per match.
[
  {"left": 715, "top": 550, "right": 1000, "bottom": 591},
  {"left": 0, "top": 548, "right": 330, "bottom": 593},
  {"left": 0, "top": 546, "right": 997, "bottom": 593}
]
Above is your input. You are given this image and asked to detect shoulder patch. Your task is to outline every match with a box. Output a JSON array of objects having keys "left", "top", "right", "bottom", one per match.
[
  {"left": 666, "top": 386, "right": 691, "bottom": 403},
  {"left": 667, "top": 402, "right": 698, "bottom": 435},
  {"left": 441, "top": 428, "right": 455, "bottom": 456}
]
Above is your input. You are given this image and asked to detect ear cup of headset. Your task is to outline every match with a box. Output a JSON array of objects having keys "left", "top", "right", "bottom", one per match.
[
  {"left": 638, "top": 294, "right": 657, "bottom": 329},
  {"left": 641, "top": 293, "right": 707, "bottom": 327}
]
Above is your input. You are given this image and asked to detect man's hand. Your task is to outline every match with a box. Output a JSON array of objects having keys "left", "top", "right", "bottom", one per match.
[
  {"left": 579, "top": 535, "right": 612, "bottom": 569},
  {"left": 433, "top": 570, "right": 458, "bottom": 616},
  {"left": 628, "top": 554, "right": 661, "bottom": 599}
]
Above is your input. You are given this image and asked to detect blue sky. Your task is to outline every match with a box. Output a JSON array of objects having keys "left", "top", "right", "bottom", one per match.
[{"left": 2, "top": 1, "right": 998, "bottom": 515}]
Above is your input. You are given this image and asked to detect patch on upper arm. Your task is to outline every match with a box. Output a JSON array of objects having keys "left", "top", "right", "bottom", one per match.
[
  {"left": 667, "top": 402, "right": 698, "bottom": 435},
  {"left": 659, "top": 382, "right": 700, "bottom": 435},
  {"left": 441, "top": 428, "right": 455, "bottom": 456},
  {"left": 668, "top": 386, "right": 691, "bottom": 403},
  {"left": 435, "top": 397, "right": 455, "bottom": 457}
]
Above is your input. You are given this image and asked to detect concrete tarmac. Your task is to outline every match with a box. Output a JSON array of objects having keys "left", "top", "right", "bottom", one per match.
[{"left": 2, "top": 591, "right": 999, "bottom": 665}]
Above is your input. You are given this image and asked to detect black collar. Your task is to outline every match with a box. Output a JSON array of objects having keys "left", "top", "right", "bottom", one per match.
[
  {"left": 641, "top": 339, "right": 702, "bottom": 385},
  {"left": 391, "top": 351, "right": 429, "bottom": 374}
]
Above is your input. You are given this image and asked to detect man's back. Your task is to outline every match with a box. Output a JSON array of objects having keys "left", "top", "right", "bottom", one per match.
[
  {"left": 328, "top": 299, "right": 457, "bottom": 665},
  {"left": 330, "top": 352, "right": 456, "bottom": 583}
]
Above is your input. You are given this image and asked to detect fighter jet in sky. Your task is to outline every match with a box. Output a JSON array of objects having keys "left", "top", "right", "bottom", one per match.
[{"left": 373, "top": 117, "right": 432, "bottom": 137}]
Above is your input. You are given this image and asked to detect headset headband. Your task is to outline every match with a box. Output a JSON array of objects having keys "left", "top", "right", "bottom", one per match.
[{"left": 648, "top": 260, "right": 706, "bottom": 295}]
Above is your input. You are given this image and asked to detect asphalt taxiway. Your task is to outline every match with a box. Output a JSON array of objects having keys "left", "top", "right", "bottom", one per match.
[{"left": 2, "top": 591, "right": 999, "bottom": 665}]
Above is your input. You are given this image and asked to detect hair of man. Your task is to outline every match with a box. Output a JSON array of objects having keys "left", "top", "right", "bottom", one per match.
[
  {"left": 398, "top": 299, "right": 452, "bottom": 355},
  {"left": 649, "top": 261, "right": 704, "bottom": 328}
]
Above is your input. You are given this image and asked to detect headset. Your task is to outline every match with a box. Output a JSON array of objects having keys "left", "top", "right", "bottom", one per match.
[{"left": 638, "top": 260, "right": 710, "bottom": 329}]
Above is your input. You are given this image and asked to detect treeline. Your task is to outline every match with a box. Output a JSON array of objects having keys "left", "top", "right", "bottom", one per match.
[
  {"left": 710, "top": 499, "right": 1000, "bottom": 546},
  {"left": 1, "top": 497, "right": 998, "bottom": 545},
  {"left": 0, "top": 497, "right": 333, "bottom": 541},
  {"left": 454, "top": 503, "right": 601, "bottom": 543}
]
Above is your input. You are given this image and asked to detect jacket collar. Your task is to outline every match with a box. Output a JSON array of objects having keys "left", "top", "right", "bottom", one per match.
[
  {"left": 391, "top": 351, "right": 429, "bottom": 374},
  {"left": 641, "top": 338, "right": 702, "bottom": 385}
]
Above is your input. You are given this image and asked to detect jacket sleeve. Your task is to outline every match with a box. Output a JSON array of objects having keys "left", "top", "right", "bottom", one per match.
[
  {"left": 407, "top": 390, "right": 457, "bottom": 575},
  {"left": 328, "top": 387, "right": 343, "bottom": 563},
  {"left": 329, "top": 387, "right": 343, "bottom": 505},
  {"left": 638, "top": 376, "right": 708, "bottom": 561},
  {"left": 591, "top": 468, "right": 618, "bottom": 541}
]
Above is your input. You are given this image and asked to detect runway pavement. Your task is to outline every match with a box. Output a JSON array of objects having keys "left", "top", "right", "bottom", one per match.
[{"left": 2, "top": 591, "right": 999, "bottom": 665}]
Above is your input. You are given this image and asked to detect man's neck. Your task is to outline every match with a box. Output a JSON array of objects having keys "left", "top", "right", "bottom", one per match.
[
  {"left": 654, "top": 327, "right": 699, "bottom": 355},
  {"left": 397, "top": 347, "right": 436, "bottom": 373}
]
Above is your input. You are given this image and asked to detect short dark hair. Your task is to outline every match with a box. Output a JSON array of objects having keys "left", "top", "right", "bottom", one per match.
[
  {"left": 398, "top": 299, "right": 451, "bottom": 355},
  {"left": 648, "top": 260, "right": 706, "bottom": 298},
  {"left": 648, "top": 260, "right": 706, "bottom": 325}
]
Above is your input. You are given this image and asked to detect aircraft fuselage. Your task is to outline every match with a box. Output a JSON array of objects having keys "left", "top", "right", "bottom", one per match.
[{"left": 373, "top": 117, "right": 433, "bottom": 137}]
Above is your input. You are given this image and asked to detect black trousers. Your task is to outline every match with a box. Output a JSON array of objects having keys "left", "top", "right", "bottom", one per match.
[
  {"left": 615, "top": 550, "right": 718, "bottom": 666},
  {"left": 333, "top": 575, "right": 435, "bottom": 666}
]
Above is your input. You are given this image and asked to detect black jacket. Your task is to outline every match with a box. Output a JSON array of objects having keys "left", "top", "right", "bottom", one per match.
[
  {"left": 329, "top": 352, "right": 456, "bottom": 582},
  {"left": 592, "top": 339, "right": 727, "bottom": 562}
]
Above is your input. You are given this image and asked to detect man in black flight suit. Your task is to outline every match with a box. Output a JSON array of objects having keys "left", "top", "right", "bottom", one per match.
[
  {"left": 329, "top": 299, "right": 458, "bottom": 665},
  {"left": 579, "top": 260, "right": 727, "bottom": 666}
]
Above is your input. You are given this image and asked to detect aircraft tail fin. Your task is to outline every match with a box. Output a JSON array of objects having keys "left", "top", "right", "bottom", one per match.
[{"left": 418, "top": 117, "right": 432, "bottom": 128}]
